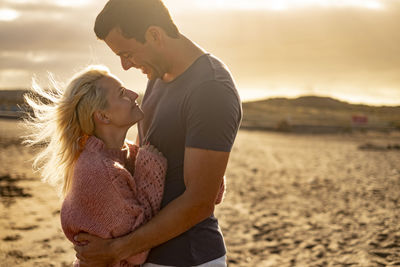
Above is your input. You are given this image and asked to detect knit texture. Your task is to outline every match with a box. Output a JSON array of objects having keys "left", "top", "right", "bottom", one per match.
[{"left": 61, "top": 136, "right": 167, "bottom": 266}]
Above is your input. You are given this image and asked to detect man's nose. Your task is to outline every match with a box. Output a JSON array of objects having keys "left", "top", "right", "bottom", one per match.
[{"left": 120, "top": 57, "right": 134, "bottom": 71}]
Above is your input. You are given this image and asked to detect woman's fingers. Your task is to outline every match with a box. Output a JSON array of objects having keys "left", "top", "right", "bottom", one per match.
[{"left": 143, "top": 144, "right": 163, "bottom": 156}]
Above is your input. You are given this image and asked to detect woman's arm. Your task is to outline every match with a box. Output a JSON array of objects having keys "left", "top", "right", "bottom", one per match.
[
  {"left": 62, "top": 157, "right": 149, "bottom": 265},
  {"left": 74, "top": 147, "right": 229, "bottom": 267},
  {"left": 133, "top": 145, "right": 167, "bottom": 219}
]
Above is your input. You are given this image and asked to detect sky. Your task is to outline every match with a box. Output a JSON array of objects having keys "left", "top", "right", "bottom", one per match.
[{"left": 0, "top": 0, "right": 400, "bottom": 105}]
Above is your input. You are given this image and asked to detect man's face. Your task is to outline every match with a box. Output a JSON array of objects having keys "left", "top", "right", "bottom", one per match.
[{"left": 104, "top": 28, "right": 164, "bottom": 80}]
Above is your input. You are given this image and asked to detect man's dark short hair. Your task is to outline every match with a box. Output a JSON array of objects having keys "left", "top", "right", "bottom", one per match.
[{"left": 94, "top": 0, "right": 179, "bottom": 43}]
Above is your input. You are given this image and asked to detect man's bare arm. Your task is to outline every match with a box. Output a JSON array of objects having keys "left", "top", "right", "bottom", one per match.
[{"left": 75, "top": 147, "right": 229, "bottom": 266}]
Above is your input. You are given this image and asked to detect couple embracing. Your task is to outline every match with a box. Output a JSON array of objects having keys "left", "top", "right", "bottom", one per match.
[{"left": 25, "top": 0, "right": 242, "bottom": 266}]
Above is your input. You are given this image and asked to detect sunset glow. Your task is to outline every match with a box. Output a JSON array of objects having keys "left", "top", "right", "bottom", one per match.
[
  {"left": 0, "top": 0, "right": 399, "bottom": 106},
  {"left": 0, "top": 9, "right": 20, "bottom": 21},
  {"left": 194, "top": 0, "right": 385, "bottom": 11}
]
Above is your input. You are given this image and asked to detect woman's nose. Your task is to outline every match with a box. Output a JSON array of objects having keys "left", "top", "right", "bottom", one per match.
[{"left": 128, "top": 90, "right": 139, "bottom": 100}]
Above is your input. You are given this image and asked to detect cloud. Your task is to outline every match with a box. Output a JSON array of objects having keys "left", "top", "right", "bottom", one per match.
[
  {"left": 0, "top": 0, "right": 109, "bottom": 87},
  {"left": 2, "top": 0, "right": 94, "bottom": 8},
  {"left": 0, "top": 19, "right": 96, "bottom": 51},
  {"left": 0, "top": 0, "right": 399, "bottom": 104}
]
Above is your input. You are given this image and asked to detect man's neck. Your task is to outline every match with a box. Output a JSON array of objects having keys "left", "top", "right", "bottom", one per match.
[{"left": 161, "top": 34, "right": 206, "bottom": 83}]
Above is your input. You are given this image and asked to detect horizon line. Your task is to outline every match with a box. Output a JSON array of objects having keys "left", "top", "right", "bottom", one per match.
[
  {"left": 242, "top": 94, "right": 400, "bottom": 107},
  {"left": 1, "top": 88, "right": 399, "bottom": 108}
]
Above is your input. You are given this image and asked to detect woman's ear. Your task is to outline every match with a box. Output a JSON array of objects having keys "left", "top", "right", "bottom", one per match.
[{"left": 94, "top": 110, "right": 110, "bottom": 124}]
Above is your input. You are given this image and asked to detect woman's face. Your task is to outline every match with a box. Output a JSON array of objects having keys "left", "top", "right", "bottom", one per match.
[{"left": 98, "top": 75, "right": 144, "bottom": 128}]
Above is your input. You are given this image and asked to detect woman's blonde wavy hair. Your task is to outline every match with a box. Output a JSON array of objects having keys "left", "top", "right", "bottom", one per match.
[{"left": 23, "top": 65, "right": 111, "bottom": 197}]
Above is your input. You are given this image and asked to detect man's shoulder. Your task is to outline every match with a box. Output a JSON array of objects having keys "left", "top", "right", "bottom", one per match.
[
  {"left": 183, "top": 54, "right": 238, "bottom": 98},
  {"left": 193, "top": 54, "right": 234, "bottom": 84}
]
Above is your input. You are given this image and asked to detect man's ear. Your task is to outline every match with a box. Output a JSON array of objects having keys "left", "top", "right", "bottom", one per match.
[
  {"left": 94, "top": 110, "right": 110, "bottom": 124},
  {"left": 145, "top": 26, "right": 163, "bottom": 45}
]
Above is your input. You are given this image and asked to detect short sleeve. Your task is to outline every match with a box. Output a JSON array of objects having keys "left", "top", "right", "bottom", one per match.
[{"left": 185, "top": 80, "right": 242, "bottom": 152}]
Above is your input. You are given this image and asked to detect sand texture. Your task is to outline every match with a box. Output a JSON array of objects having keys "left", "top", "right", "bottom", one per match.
[{"left": 0, "top": 119, "right": 399, "bottom": 267}]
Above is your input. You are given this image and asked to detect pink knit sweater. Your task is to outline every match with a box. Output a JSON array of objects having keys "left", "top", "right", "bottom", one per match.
[
  {"left": 60, "top": 136, "right": 225, "bottom": 266},
  {"left": 61, "top": 136, "right": 167, "bottom": 266}
]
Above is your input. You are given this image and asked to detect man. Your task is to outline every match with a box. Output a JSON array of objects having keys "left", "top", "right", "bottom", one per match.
[{"left": 74, "top": 0, "right": 242, "bottom": 266}]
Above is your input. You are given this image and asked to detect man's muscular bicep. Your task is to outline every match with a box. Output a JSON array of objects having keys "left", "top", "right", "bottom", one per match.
[{"left": 183, "top": 147, "right": 229, "bottom": 205}]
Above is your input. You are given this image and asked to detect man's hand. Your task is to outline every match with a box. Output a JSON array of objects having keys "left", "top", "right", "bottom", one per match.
[
  {"left": 74, "top": 233, "right": 121, "bottom": 267},
  {"left": 71, "top": 147, "right": 231, "bottom": 266}
]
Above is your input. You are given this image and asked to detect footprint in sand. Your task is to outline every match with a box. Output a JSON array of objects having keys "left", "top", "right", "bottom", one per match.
[
  {"left": 31, "top": 263, "right": 54, "bottom": 267},
  {"left": 2, "top": 234, "right": 21, "bottom": 241},
  {"left": 35, "top": 238, "right": 52, "bottom": 249},
  {"left": 11, "top": 225, "right": 38, "bottom": 231},
  {"left": 0, "top": 175, "right": 32, "bottom": 207},
  {"left": 7, "top": 250, "right": 31, "bottom": 261},
  {"left": 54, "top": 247, "right": 66, "bottom": 254}
]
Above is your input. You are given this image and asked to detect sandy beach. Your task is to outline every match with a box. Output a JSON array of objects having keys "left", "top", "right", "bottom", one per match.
[{"left": 1, "top": 118, "right": 399, "bottom": 266}]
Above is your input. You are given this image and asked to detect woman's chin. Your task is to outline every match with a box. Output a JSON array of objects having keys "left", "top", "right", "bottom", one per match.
[{"left": 131, "top": 114, "right": 144, "bottom": 125}]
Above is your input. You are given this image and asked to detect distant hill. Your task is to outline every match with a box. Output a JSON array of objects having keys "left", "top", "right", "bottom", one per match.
[
  {"left": 242, "top": 96, "right": 400, "bottom": 133},
  {"left": 0, "top": 90, "right": 30, "bottom": 118},
  {"left": 0, "top": 90, "right": 28, "bottom": 106}
]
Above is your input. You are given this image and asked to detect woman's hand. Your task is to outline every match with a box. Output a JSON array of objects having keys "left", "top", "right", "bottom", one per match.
[
  {"left": 74, "top": 233, "right": 123, "bottom": 267},
  {"left": 142, "top": 144, "right": 163, "bottom": 156}
]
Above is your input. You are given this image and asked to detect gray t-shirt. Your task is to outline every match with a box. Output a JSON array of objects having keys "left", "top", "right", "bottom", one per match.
[{"left": 138, "top": 53, "right": 242, "bottom": 266}]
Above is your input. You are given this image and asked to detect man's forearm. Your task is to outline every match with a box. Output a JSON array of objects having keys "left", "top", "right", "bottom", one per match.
[
  {"left": 116, "top": 191, "right": 214, "bottom": 259},
  {"left": 112, "top": 147, "right": 229, "bottom": 262}
]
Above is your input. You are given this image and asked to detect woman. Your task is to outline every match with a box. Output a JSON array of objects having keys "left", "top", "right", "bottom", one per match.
[
  {"left": 24, "top": 65, "right": 225, "bottom": 266},
  {"left": 24, "top": 65, "right": 167, "bottom": 266}
]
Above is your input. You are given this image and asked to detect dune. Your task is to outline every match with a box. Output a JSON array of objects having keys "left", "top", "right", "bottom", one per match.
[{"left": 242, "top": 96, "right": 400, "bottom": 133}]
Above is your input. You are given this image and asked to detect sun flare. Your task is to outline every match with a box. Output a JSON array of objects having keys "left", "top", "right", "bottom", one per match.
[
  {"left": 0, "top": 9, "right": 20, "bottom": 21},
  {"left": 6, "top": 0, "right": 93, "bottom": 7}
]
